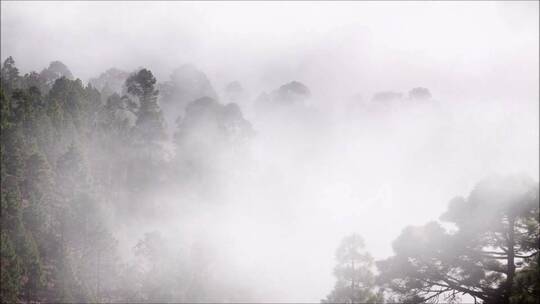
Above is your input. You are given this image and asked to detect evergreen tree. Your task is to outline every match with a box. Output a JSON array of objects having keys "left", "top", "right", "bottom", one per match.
[
  {"left": 1, "top": 56, "right": 20, "bottom": 92},
  {"left": 1, "top": 178, "right": 44, "bottom": 302},
  {"left": 0, "top": 231, "right": 22, "bottom": 303},
  {"left": 378, "top": 175, "right": 540, "bottom": 304},
  {"left": 40, "top": 61, "right": 74, "bottom": 87},
  {"left": 323, "top": 234, "right": 383, "bottom": 303},
  {"left": 125, "top": 68, "right": 166, "bottom": 144}
]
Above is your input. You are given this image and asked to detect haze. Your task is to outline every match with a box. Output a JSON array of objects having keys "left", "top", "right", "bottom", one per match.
[{"left": 1, "top": 1, "right": 538, "bottom": 303}]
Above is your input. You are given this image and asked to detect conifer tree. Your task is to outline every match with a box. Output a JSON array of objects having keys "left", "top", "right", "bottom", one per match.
[{"left": 323, "top": 234, "right": 383, "bottom": 303}]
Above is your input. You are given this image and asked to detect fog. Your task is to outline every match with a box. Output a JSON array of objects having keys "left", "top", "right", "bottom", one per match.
[
  {"left": 1, "top": 1, "right": 538, "bottom": 303},
  {"left": 3, "top": 2, "right": 539, "bottom": 101}
]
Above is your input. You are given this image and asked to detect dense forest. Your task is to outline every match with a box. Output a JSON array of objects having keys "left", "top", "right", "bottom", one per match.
[{"left": 0, "top": 56, "right": 538, "bottom": 304}]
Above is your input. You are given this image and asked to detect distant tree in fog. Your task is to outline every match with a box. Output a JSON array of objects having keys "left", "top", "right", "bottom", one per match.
[
  {"left": 371, "top": 91, "right": 402, "bottom": 105},
  {"left": 323, "top": 234, "right": 384, "bottom": 304},
  {"left": 175, "top": 97, "right": 253, "bottom": 147},
  {"left": 158, "top": 64, "right": 217, "bottom": 108},
  {"left": 408, "top": 87, "right": 432, "bottom": 101},
  {"left": 1, "top": 56, "right": 20, "bottom": 91},
  {"left": 40, "top": 61, "right": 74, "bottom": 87},
  {"left": 254, "top": 81, "right": 312, "bottom": 116},
  {"left": 125, "top": 68, "right": 166, "bottom": 144},
  {"left": 157, "top": 64, "right": 218, "bottom": 132},
  {"left": 271, "top": 81, "right": 311, "bottom": 105},
  {"left": 89, "top": 68, "right": 130, "bottom": 101},
  {"left": 174, "top": 96, "right": 253, "bottom": 177}
]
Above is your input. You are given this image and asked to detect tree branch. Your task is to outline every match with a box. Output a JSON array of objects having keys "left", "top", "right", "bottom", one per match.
[{"left": 515, "top": 251, "right": 539, "bottom": 259}]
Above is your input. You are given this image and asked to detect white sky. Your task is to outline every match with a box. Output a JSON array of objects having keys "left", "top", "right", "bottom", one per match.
[{"left": 1, "top": 1, "right": 538, "bottom": 102}]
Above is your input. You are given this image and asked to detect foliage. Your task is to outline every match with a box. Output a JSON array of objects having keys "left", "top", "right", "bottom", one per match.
[
  {"left": 126, "top": 68, "right": 166, "bottom": 144},
  {"left": 2, "top": 56, "right": 538, "bottom": 304},
  {"left": 323, "top": 234, "right": 384, "bottom": 303},
  {"left": 377, "top": 175, "right": 540, "bottom": 304}
]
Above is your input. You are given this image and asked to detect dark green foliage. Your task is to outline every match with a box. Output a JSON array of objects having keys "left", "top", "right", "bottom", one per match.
[
  {"left": 48, "top": 77, "right": 86, "bottom": 130},
  {"left": 2, "top": 126, "right": 26, "bottom": 179},
  {"left": 22, "top": 71, "right": 49, "bottom": 94},
  {"left": 1, "top": 57, "right": 19, "bottom": 82},
  {"left": 1, "top": 57, "right": 120, "bottom": 303},
  {"left": 0, "top": 178, "right": 44, "bottom": 302},
  {"left": 0, "top": 231, "right": 22, "bottom": 303},
  {"left": 118, "top": 69, "right": 168, "bottom": 199},
  {"left": 126, "top": 68, "right": 166, "bottom": 144},
  {"left": 511, "top": 255, "right": 540, "bottom": 304},
  {"left": 1, "top": 56, "right": 21, "bottom": 92},
  {"left": 57, "top": 143, "right": 89, "bottom": 191}
]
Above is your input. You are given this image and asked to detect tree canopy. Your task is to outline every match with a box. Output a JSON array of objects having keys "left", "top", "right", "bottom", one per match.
[
  {"left": 323, "top": 234, "right": 383, "bottom": 304},
  {"left": 377, "top": 175, "right": 539, "bottom": 304}
]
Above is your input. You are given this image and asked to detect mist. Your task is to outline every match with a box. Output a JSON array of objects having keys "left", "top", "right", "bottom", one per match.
[{"left": 1, "top": 1, "right": 538, "bottom": 303}]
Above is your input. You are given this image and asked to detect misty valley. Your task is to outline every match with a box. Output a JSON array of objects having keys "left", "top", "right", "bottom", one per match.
[{"left": 1, "top": 2, "right": 539, "bottom": 304}]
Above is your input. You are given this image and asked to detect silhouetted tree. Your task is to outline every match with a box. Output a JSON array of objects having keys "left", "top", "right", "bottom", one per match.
[
  {"left": 125, "top": 68, "right": 166, "bottom": 144},
  {"left": 1, "top": 56, "right": 21, "bottom": 92},
  {"left": 408, "top": 87, "right": 432, "bottom": 101},
  {"left": 378, "top": 175, "right": 539, "bottom": 304},
  {"left": 174, "top": 97, "right": 253, "bottom": 180},
  {"left": 323, "top": 234, "right": 383, "bottom": 303},
  {"left": 40, "top": 61, "right": 74, "bottom": 87}
]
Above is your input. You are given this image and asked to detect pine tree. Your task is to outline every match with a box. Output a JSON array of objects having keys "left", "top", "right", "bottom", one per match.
[
  {"left": 323, "top": 234, "right": 383, "bottom": 303},
  {"left": 1, "top": 56, "right": 20, "bottom": 92},
  {"left": 123, "top": 69, "right": 166, "bottom": 195},
  {"left": 125, "top": 68, "right": 166, "bottom": 144}
]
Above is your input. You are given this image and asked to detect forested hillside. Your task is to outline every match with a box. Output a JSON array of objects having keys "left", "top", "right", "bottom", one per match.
[
  {"left": 0, "top": 57, "right": 255, "bottom": 302},
  {"left": 1, "top": 55, "right": 538, "bottom": 304}
]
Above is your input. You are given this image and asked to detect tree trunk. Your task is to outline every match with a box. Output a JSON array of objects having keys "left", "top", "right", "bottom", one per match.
[
  {"left": 351, "top": 258, "right": 355, "bottom": 303},
  {"left": 503, "top": 216, "right": 516, "bottom": 304}
]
